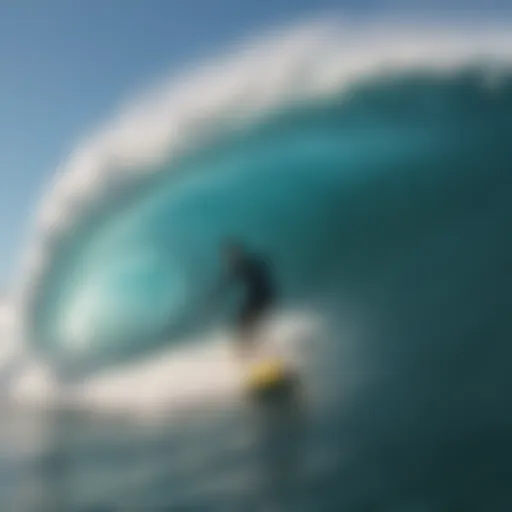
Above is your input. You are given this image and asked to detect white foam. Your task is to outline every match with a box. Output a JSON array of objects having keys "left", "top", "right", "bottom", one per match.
[
  {"left": 9, "top": 360, "right": 58, "bottom": 408},
  {"left": 61, "top": 310, "right": 320, "bottom": 418},
  {"left": 5, "top": 310, "right": 320, "bottom": 417}
]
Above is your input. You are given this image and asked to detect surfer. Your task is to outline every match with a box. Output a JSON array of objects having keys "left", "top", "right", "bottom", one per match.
[
  {"left": 208, "top": 239, "right": 302, "bottom": 398},
  {"left": 210, "top": 240, "right": 304, "bottom": 508},
  {"left": 219, "top": 240, "right": 275, "bottom": 353},
  {"left": 210, "top": 239, "right": 301, "bottom": 394}
]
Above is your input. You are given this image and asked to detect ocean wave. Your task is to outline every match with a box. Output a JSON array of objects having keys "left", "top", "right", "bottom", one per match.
[
  {"left": 7, "top": 18, "right": 512, "bottom": 421},
  {"left": 2, "top": 17, "right": 512, "bottom": 511},
  {"left": 20, "top": 19, "right": 512, "bottom": 307}
]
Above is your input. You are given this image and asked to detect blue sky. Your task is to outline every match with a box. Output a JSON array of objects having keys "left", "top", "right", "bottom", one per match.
[{"left": 0, "top": 0, "right": 510, "bottom": 290}]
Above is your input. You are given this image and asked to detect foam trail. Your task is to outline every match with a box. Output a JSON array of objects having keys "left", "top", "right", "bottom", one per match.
[
  {"left": 61, "top": 311, "right": 320, "bottom": 418},
  {"left": 5, "top": 310, "right": 321, "bottom": 416}
]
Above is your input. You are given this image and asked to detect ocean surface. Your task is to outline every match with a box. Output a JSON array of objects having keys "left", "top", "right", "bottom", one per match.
[{"left": 3, "top": 19, "right": 512, "bottom": 511}]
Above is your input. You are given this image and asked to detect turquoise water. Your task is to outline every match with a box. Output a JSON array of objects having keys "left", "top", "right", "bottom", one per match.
[{"left": 29, "top": 68, "right": 512, "bottom": 370}]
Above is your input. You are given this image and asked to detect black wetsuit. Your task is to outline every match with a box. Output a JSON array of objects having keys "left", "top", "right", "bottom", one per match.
[{"left": 230, "top": 256, "right": 275, "bottom": 330}]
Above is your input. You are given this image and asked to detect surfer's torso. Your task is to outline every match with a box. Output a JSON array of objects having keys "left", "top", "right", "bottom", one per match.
[{"left": 231, "top": 255, "right": 275, "bottom": 309}]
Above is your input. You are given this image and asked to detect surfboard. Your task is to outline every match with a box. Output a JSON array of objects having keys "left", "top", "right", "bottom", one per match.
[
  {"left": 246, "top": 357, "right": 298, "bottom": 404},
  {"left": 247, "top": 358, "right": 287, "bottom": 388}
]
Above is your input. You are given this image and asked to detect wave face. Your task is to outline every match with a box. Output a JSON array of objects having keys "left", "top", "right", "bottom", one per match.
[
  {"left": 14, "top": 22, "right": 512, "bottom": 389},
  {"left": 22, "top": 26, "right": 512, "bottom": 367},
  {"left": 17, "top": 22, "right": 512, "bottom": 383}
]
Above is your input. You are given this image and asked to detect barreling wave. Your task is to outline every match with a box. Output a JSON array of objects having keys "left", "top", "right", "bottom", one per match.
[
  {"left": 2, "top": 16, "right": 512, "bottom": 511},
  {"left": 5, "top": 18, "right": 511, "bottom": 420}
]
